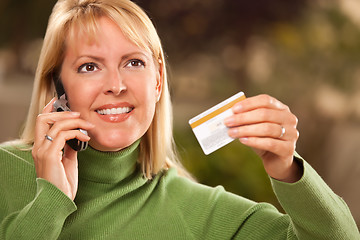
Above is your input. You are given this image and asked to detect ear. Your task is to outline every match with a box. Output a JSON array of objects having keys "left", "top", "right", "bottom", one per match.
[{"left": 155, "top": 59, "right": 163, "bottom": 102}]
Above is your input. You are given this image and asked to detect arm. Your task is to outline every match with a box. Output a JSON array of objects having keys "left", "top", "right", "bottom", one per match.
[
  {"left": 0, "top": 97, "right": 92, "bottom": 239},
  {"left": 232, "top": 158, "right": 359, "bottom": 239},
  {"left": 224, "top": 94, "right": 359, "bottom": 239},
  {"left": 32, "top": 98, "right": 93, "bottom": 201},
  {"left": 0, "top": 178, "right": 76, "bottom": 240},
  {"left": 271, "top": 156, "right": 359, "bottom": 239}
]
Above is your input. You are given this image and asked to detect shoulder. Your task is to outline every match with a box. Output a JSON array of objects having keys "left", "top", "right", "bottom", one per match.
[
  {"left": 159, "top": 167, "right": 218, "bottom": 195},
  {"left": 0, "top": 140, "right": 34, "bottom": 167},
  {"left": 154, "top": 168, "right": 282, "bottom": 239},
  {"left": 159, "top": 167, "right": 258, "bottom": 211}
]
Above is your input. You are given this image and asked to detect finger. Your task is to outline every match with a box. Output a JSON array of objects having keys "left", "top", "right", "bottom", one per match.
[
  {"left": 277, "top": 125, "right": 299, "bottom": 141},
  {"left": 42, "top": 97, "right": 57, "bottom": 114},
  {"left": 46, "top": 119, "right": 94, "bottom": 140},
  {"left": 33, "top": 97, "right": 57, "bottom": 148},
  {"left": 39, "top": 111, "right": 81, "bottom": 125},
  {"left": 228, "top": 123, "right": 299, "bottom": 141},
  {"left": 36, "top": 128, "right": 90, "bottom": 161},
  {"left": 43, "top": 118, "right": 93, "bottom": 152},
  {"left": 34, "top": 111, "right": 81, "bottom": 145},
  {"left": 232, "top": 94, "right": 288, "bottom": 114},
  {"left": 46, "top": 129, "right": 90, "bottom": 156},
  {"left": 225, "top": 108, "right": 289, "bottom": 127},
  {"left": 239, "top": 137, "right": 296, "bottom": 158}
]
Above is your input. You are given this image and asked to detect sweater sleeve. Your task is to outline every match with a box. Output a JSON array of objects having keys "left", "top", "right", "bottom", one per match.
[
  {"left": 270, "top": 156, "right": 359, "bottom": 239},
  {"left": 0, "top": 178, "right": 77, "bottom": 240},
  {"left": 167, "top": 154, "right": 359, "bottom": 239}
]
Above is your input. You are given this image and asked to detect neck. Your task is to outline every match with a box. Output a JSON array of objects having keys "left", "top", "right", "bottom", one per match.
[{"left": 77, "top": 140, "right": 140, "bottom": 184}]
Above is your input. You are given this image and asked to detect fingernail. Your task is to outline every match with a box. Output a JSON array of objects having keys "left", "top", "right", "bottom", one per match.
[
  {"left": 44, "top": 98, "right": 57, "bottom": 109},
  {"left": 275, "top": 101, "right": 281, "bottom": 108},
  {"left": 275, "top": 100, "right": 287, "bottom": 110},
  {"left": 70, "top": 112, "right": 80, "bottom": 116},
  {"left": 233, "top": 103, "right": 242, "bottom": 112},
  {"left": 224, "top": 117, "right": 234, "bottom": 126},
  {"left": 84, "top": 135, "right": 91, "bottom": 140},
  {"left": 239, "top": 137, "right": 248, "bottom": 143},
  {"left": 228, "top": 128, "right": 237, "bottom": 137}
]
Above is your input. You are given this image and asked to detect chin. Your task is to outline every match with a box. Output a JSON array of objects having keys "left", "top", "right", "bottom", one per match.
[{"left": 89, "top": 131, "right": 140, "bottom": 152}]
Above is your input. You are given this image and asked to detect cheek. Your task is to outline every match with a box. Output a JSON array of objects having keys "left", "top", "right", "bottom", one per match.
[
  {"left": 130, "top": 78, "right": 158, "bottom": 120},
  {"left": 135, "top": 75, "right": 159, "bottom": 100},
  {"left": 65, "top": 82, "right": 100, "bottom": 112},
  {"left": 137, "top": 86, "right": 158, "bottom": 114}
]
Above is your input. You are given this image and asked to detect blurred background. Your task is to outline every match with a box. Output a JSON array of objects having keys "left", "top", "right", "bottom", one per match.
[{"left": 0, "top": 0, "right": 359, "bottom": 227}]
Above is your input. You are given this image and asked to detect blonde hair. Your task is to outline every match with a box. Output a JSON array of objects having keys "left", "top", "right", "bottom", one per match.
[{"left": 21, "top": 0, "right": 193, "bottom": 180}]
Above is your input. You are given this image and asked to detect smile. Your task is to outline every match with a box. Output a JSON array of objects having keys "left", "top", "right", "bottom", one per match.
[{"left": 96, "top": 107, "right": 133, "bottom": 115}]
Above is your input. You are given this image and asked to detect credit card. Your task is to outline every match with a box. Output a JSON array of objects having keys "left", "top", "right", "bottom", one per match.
[{"left": 189, "top": 92, "right": 246, "bottom": 155}]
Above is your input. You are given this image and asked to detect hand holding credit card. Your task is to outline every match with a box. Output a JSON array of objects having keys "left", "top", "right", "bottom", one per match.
[{"left": 189, "top": 92, "right": 246, "bottom": 155}]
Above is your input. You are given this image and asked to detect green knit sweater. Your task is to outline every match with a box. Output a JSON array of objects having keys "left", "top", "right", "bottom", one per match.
[{"left": 0, "top": 141, "right": 358, "bottom": 239}]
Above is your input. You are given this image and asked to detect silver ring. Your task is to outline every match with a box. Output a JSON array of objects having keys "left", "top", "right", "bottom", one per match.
[
  {"left": 45, "top": 134, "right": 54, "bottom": 142},
  {"left": 279, "top": 126, "right": 286, "bottom": 139}
]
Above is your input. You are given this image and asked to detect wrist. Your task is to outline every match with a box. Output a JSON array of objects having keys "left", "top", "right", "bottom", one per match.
[{"left": 275, "top": 158, "right": 303, "bottom": 183}]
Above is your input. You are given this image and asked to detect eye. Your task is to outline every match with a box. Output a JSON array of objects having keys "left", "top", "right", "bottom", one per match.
[
  {"left": 78, "top": 63, "right": 100, "bottom": 73},
  {"left": 125, "top": 59, "right": 145, "bottom": 68}
]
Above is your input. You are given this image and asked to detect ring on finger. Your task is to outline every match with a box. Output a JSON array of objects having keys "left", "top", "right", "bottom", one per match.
[
  {"left": 279, "top": 126, "right": 286, "bottom": 139},
  {"left": 45, "top": 134, "right": 54, "bottom": 142}
]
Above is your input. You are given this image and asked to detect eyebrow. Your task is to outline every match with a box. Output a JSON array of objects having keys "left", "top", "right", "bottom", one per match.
[
  {"left": 121, "top": 51, "right": 151, "bottom": 61},
  {"left": 73, "top": 51, "right": 151, "bottom": 66},
  {"left": 71, "top": 55, "right": 104, "bottom": 67}
]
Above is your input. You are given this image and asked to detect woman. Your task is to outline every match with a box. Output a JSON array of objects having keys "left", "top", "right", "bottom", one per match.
[{"left": 0, "top": 0, "right": 358, "bottom": 239}]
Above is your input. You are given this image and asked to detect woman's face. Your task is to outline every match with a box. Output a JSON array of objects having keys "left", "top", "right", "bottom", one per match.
[{"left": 60, "top": 17, "right": 162, "bottom": 151}]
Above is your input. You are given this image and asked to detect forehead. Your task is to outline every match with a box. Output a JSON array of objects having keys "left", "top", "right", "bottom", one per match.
[
  {"left": 66, "top": 17, "right": 125, "bottom": 50},
  {"left": 61, "top": 17, "right": 156, "bottom": 70},
  {"left": 65, "top": 16, "right": 151, "bottom": 55}
]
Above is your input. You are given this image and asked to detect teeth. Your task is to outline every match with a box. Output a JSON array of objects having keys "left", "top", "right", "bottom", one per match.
[{"left": 97, "top": 107, "right": 132, "bottom": 115}]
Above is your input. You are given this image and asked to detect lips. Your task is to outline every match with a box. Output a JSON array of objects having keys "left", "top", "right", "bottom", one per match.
[{"left": 95, "top": 103, "right": 134, "bottom": 123}]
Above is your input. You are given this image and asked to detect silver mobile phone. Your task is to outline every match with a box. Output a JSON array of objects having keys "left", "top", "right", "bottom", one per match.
[{"left": 52, "top": 76, "right": 88, "bottom": 151}]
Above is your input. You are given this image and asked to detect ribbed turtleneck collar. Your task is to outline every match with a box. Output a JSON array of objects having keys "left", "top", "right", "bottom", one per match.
[{"left": 77, "top": 140, "right": 140, "bottom": 184}]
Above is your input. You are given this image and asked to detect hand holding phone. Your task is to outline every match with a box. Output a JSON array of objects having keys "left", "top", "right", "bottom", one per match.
[
  {"left": 52, "top": 72, "right": 89, "bottom": 151},
  {"left": 52, "top": 94, "right": 88, "bottom": 151}
]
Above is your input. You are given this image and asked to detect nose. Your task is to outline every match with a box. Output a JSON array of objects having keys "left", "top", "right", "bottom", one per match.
[{"left": 103, "top": 70, "right": 127, "bottom": 95}]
